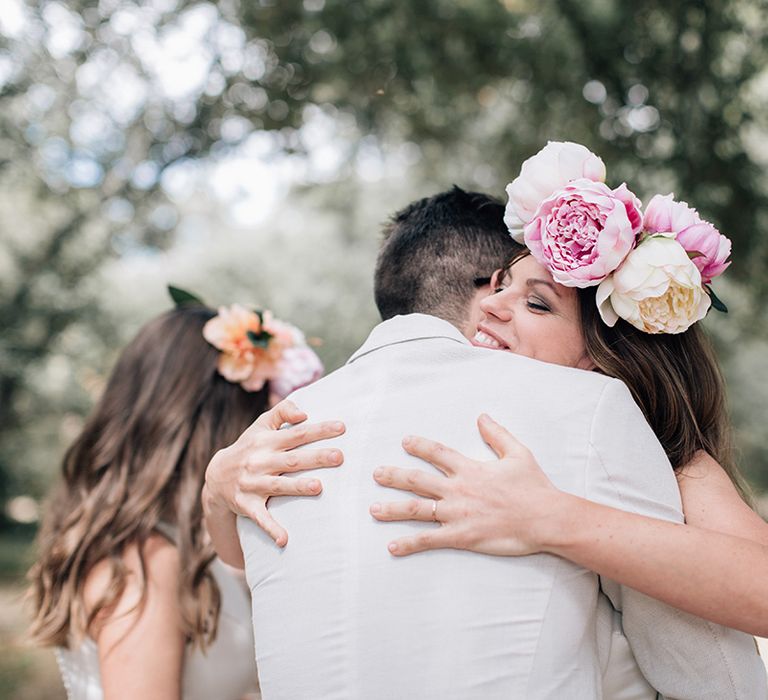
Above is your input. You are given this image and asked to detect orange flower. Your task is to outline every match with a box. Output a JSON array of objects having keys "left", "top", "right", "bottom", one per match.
[{"left": 203, "top": 304, "right": 290, "bottom": 391}]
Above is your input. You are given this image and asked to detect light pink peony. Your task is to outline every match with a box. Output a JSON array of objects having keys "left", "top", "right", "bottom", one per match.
[
  {"left": 270, "top": 346, "right": 324, "bottom": 399},
  {"left": 505, "top": 141, "right": 606, "bottom": 242},
  {"left": 524, "top": 178, "right": 643, "bottom": 288},
  {"left": 643, "top": 194, "right": 731, "bottom": 283}
]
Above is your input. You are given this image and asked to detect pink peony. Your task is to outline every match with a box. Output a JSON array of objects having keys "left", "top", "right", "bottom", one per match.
[
  {"left": 643, "top": 194, "right": 731, "bottom": 283},
  {"left": 505, "top": 141, "right": 606, "bottom": 242},
  {"left": 270, "top": 346, "right": 325, "bottom": 399},
  {"left": 524, "top": 178, "right": 643, "bottom": 288}
]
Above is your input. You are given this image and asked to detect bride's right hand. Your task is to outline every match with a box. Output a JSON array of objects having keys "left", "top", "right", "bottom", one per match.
[{"left": 204, "top": 399, "right": 345, "bottom": 547}]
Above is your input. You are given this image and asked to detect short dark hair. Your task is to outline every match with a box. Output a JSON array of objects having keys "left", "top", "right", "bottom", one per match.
[{"left": 374, "top": 186, "right": 521, "bottom": 327}]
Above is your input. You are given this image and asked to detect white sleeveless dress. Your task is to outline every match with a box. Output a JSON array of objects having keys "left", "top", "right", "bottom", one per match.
[{"left": 54, "top": 529, "right": 258, "bottom": 700}]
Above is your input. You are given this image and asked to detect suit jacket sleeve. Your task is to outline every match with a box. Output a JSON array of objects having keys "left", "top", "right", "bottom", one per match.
[{"left": 586, "top": 379, "right": 766, "bottom": 700}]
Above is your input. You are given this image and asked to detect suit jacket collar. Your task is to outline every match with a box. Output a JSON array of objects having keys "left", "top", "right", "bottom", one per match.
[{"left": 347, "top": 314, "right": 470, "bottom": 365}]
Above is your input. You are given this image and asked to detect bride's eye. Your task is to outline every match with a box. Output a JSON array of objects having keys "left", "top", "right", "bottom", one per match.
[
  {"left": 492, "top": 286, "right": 505, "bottom": 294},
  {"left": 527, "top": 298, "right": 551, "bottom": 312}
]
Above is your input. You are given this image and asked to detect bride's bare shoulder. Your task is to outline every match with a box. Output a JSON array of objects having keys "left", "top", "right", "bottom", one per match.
[
  {"left": 82, "top": 533, "right": 180, "bottom": 638},
  {"left": 80, "top": 537, "right": 185, "bottom": 695},
  {"left": 678, "top": 451, "right": 767, "bottom": 543},
  {"left": 677, "top": 450, "right": 726, "bottom": 480}
]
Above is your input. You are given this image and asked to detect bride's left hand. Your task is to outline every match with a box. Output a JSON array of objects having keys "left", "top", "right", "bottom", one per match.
[{"left": 370, "top": 413, "right": 566, "bottom": 557}]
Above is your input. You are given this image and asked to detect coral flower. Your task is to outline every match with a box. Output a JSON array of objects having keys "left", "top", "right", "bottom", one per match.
[{"left": 203, "top": 304, "right": 323, "bottom": 396}]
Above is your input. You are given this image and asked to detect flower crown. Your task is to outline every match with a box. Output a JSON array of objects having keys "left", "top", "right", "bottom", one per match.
[
  {"left": 169, "top": 286, "right": 323, "bottom": 398},
  {"left": 504, "top": 141, "right": 730, "bottom": 334}
]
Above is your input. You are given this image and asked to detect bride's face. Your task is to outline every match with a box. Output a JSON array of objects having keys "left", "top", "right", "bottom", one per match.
[{"left": 471, "top": 255, "right": 595, "bottom": 371}]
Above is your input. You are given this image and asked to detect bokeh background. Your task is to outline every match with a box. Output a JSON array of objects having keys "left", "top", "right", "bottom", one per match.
[{"left": 2, "top": 0, "right": 768, "bottom": 697}]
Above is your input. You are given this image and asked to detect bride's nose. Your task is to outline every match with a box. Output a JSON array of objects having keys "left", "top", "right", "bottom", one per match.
[{"left": 479, "top": 289, "right": 512, "bottom": 322}]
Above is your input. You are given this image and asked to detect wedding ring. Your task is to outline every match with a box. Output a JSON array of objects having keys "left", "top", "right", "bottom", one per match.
[{"left": 431, "top": 499, "right": 438, "bottom": 522}]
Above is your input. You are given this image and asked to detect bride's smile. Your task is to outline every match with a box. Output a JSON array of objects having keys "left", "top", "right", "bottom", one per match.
[{"left": 471, "top": 327, "right": 508, "bottom": 350}]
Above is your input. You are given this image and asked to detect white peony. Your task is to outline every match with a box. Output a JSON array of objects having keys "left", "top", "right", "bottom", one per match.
[
  {"left": 596, "top": 234, "right": 711, "bottom": 334},
  {"left": 504, "top": 141, "right": 606, "bottom": 242}
]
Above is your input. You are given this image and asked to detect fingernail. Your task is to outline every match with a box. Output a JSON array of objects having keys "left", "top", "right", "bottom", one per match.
[
  {"left": 329, "top": 450, "right": 342, "bottom": 463},
  {"left": 332, "top": 421, "right": 345, "bottom": 432},
  {"left": 373, "top": 467, "right": 384, "bottom": 479},
  {"left": 308, "top": 480, "right": 321, "bottom": 491},
  {"left": 388, "top": 542, "right": 399, "bottom": 553},
  {"left": 402, "top": 435, "right": 413, "bottom": 446},
  {"left": 370, "top": 502, "right": 381, "bottom": 514}
]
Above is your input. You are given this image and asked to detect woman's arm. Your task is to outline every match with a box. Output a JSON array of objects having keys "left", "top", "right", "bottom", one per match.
[
  {"left": 84, "top": 535, "right": 185, "bottom": 700},
  {"left": 371, "top": 414, "right": 768, "bottom": 637},
  {"left": 203, "top": 399, "right": 345, "bottom": 567},
  {"left": 541, "top": 491, "right": 768, "bottom": 636}
]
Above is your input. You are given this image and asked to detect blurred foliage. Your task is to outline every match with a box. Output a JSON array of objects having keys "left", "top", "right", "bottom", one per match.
[
  {"left": 0, "top": 524, "right": 66, "bottom": 699},
  {"left": 0, "top": 525, "right": 37, "bottom": 582},
  {"left": 2, "top": 0, "right": 768, "bottom": 517}
]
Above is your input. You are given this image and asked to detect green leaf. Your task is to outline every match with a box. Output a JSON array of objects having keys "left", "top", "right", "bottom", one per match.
[
  {"left": 247, "top": 329, "right": 274, "bottom": 348},
  {"left": 168, "top": 285, "right": 205, "bottom": 307},
  {"left": 687, "top": 250, "right": 704, "bottom": 260},
  {"left": 706, "top": 285, "right": 728, "bottom": 313}
]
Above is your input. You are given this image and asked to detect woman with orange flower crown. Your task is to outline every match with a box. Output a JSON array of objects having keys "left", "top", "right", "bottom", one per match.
[{"left": 27, "top": 288, "right": 325, "bottom": 699}]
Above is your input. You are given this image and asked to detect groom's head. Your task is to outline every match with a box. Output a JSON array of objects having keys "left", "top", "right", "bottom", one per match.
[{"left": 374, "top": 186, "right": 521, "bottom": 337}]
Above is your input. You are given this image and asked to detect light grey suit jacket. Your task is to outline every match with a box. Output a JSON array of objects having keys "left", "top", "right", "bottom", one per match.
[{"left": 239, "top": 314, "right": 766, "bottom": 699}]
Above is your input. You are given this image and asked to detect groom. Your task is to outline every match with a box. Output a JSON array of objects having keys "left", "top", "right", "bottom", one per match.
[{"left": 205, "top": 187, "right": 765, "bottom": 698}]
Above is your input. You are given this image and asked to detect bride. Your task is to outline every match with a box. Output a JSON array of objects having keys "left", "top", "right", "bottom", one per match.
[
  {"left": 372, "top": 250, "right": 768, "bottom": 635},
  {"left": 28, "top": 294, "right": 323, "bottom": 699},
  {"left": 368, "top": 142, "right": 768, "bottom": 639}
]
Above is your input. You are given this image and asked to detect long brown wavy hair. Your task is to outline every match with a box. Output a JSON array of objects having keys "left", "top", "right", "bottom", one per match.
[
  {"left": 506, "top": 251, "right": 750, "bottom": 501},
  {"left": 28, "top": 306, "right": 269, "bottom": 649}
]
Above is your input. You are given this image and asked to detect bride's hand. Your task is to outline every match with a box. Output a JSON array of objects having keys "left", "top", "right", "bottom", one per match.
[
  {"left": 204, "top": 399, "right": 345, "bottom": 547},
  {"left": 370, "top": 414, "right": 564, "bottom": 557}
]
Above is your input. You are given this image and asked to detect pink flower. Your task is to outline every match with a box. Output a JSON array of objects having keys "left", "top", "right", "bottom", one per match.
[
  {"left": 270, "top": 346, "right": 325, "bottom": 399},
  {"left": 524, "top": 179, "right": 643, "bottom": 288},
  {"left": 643, "top": 194, "right": 731, "bottom": 283},
  {"left": 505, "top": 141, "right": 606, "bottom": 242},
  {"left": 262, "top": 317, "right": 324, "bottom": 398}
]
